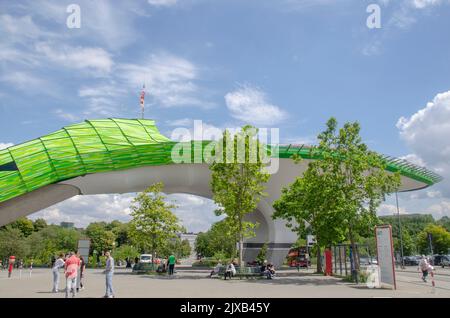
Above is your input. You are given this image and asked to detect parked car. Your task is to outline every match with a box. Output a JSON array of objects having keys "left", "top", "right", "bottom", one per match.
[
  {"left": 359, "top": 257, "right": 377, "bottom": 266},
  {"left": 139, "top": 254, "right": 153, "bottom": 263},
  {"left": 432, "top": 255, "right": 447, "bottom": 266},
  {"left": 433, "top": 255, "right": 450, "bottom": 267},
  {"left": 403, "top": 256, "right": 419, "bottom": 266},
  {"left": 442, "top": 255, "right": 450, "bottom": 268}
]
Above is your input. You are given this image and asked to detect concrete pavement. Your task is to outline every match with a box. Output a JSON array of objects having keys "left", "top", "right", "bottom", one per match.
[{"left": 0, "top": 267, "right": 449, "bottom": 298}]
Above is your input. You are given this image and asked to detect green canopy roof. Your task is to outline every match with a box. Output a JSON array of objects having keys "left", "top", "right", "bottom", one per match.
[{"left": 0, "top": 118, "right": 442, "bottom": 204}]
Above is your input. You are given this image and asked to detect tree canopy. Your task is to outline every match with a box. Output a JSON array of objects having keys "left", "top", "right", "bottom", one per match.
[
  {"left": 273, "top": 117, "right": 401, "bottom": 275},
  {"left": 129, "top": 182, "right": 182, "bottom": 261},
  {"left": 210, "top": 126, "right": 270, "bottom": 266}
]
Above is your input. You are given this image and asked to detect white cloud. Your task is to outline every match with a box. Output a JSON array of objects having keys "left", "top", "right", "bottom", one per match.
[
  {"left": 30, "top": 193, "right": 220, "bottom": 232},
  {"left": 54, "top": 109, "right": 80, "bottom": 122},
  {"left": 168, "top": 193, "right": 222, "bottom": 233},
  {"left": 361, "top": 0, "right": 450, "bottom": 56},
  {"left": 225, "top": 85, "right": 287, "bottom": 126},
  {"left": 0, "top": 14, "right": 56, "bottom": 43},
  {"left": 0, "top": 143, "right": 13, "bottom": 150},
  {"left": 426, "top": 200, "right": 450, "bottom": 218},
  {"left": 166, "top": 118, "right": 193, "bottom": 127},
  {"left": 19, "top": 1, "right": 139, "bottom": 51},
  {"left": 35, "top": 43, "right": 114, "bottom": 75},
  {"left": 377, "top": 203, "right": 408, "bottom": 216},
  {"left": 30, "top": 194, "right": 134, "bottom": 228},
  {"left": 148, "top": 0, "right": 178, "bottom": 6},
  {"left": 399, "top": 153, "right": 426, "bottom": 167},
  {"left": 397, "top": 90, "right": 450, "bottom": 197},
  {"left": 411, "top": 0, "right": 442, "bottom": 9},
  {"left": 78, "top": 84, "right": 127, "bottom": 98},
  {"left": 117, "top": 52, "right": 212, "bottom": 108},
  {"left": 0, "top": 71, "right": 57, "bottom": 97},
  {"left": 282, "top": 0, "right": 342, "bottom": 11}
]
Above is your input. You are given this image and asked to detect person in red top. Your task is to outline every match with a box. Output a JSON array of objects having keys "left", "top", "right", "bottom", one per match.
[
  {"left": 64, "top": 252, "right": 80, "bottom": 298},
  {"left": 8, "top": 256, "right": 15, "bottom": 278}
]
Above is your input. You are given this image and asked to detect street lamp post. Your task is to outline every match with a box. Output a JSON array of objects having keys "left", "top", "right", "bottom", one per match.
[{"left": 395, "top": 192, "right": 405, "bottom": 269}]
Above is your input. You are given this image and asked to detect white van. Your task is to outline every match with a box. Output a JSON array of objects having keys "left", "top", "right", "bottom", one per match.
[{"left": 139, "top": 254, "right": 152, "bottom": 263}]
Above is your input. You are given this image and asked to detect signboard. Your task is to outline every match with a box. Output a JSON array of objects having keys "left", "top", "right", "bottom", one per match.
[
  {"left": 77, "top": 239, "right": 90, "bottom": 289},
  {"left": 375, "top": 225, "right": 396, "bottom": 289},
  {"left": 307, "top": 235, "right": 316, "bottom": 247},
  {"left": 77, "top": 239, "right": 90, "bottom": 264}
]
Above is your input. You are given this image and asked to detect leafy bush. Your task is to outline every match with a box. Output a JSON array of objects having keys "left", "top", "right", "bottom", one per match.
[{"left": 192, "top": 258, "right": 222, "bottom": 267}]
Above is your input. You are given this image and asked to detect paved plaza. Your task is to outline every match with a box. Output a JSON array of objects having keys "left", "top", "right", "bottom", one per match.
[{"left": 1, "top": 267, "right": 449, "bottom": 298}]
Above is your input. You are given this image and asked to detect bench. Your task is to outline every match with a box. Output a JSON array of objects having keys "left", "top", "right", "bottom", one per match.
[
  {"left": 132, "top": 262, "right": 160, "bottom": 274},
  {"left": 217, "top": 266, "right": 264, "bottom": 280}
]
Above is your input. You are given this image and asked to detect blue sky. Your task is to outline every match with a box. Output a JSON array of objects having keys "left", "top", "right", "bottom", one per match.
[{"left": 1, "top": 0, "right": 450, "bottom": 230}]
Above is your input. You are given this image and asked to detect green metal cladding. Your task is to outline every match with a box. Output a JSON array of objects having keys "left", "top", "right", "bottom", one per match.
[{"left": 0, "top": 118, "right": 443, "bottom": 204}]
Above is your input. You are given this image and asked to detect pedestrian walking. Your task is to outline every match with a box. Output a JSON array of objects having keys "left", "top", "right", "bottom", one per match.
[
  {"left": 64, "top": 252, "right": 80, "bottom": 298},
  {"left": 168, "top": 253, "right": 176, "bottom": 276},
  {"left": 419, "top": 255, "right": 430, "bottom": 282},
  {"left": 77, "top": 256, "right": 86, "bottom": 291},
  {"left": 8, "top": 256, "right": 15, "bottom": 278},
  {"left": 18, "top": 259, "right": 23, "bottom": 279},
  {"left": 103, "top": 251, "right": 115, "bottom": 298},
  {"left": 76, "top": 253, "right": 86, "bottom": 292},
  {"left": 52, "top": 253, "right": 65, "bottom": 293},
  {"left": 29, "top": 259, "right": 33, "bottom": 277}
]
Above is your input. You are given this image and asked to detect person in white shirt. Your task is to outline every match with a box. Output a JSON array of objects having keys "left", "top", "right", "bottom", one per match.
[
  {"left": 103, "top": 251, "right": 115, "bottom": 298},
  {"left": 52, "top": 253, "right": 65, "bottom": 293},
  {"left": 419, "top": 255, "right": 431, "bottom": 282},
  {"left": 224, "top": 260, "right": 236, "bottom": 280}
]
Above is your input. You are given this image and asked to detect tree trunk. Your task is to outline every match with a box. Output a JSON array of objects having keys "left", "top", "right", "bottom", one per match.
[
  {"left": 349, "top": 226, "right": 359, "bottom": 283},
  {"left": 238, "top": 215, "right": 243, "bottom": 268},
  {"left": 316, "top": 245, "right": 323, "bottom": 273},
  {"left": 239, "top": 236, "right": 243, "bottom": 269}
]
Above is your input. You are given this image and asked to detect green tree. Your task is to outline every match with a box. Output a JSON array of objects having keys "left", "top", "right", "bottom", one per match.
[
  {"left": 273, "top": 167, "right": 347, "bottom": 272},
  {"left": 194, "top": 232, "right": 211, "bottom": 257},
  {"left": 392, "top": 228, "right": 416, "bottom": 256},
  {"left": 108, "top": 221, "right": 132, "bottom": 247},
  {"left": 113, "top": 244, "right": 140, "bottom": 263},
  {"left": 10, "top": 217, "right": 34, "bottom": 237},
  {"left": 160, "top": 238, "right": 192, "bottom": 259},
  {"left": 180, "top": 239, "right": 192, "bottom": 258},
  {"left": 273, "top": 118, "right": 400, "bottom": 277},
  {"left": 437, "top": 216, "right": 450, "bottom": 232},
  {"left": 194, "top": 220, "right": 235, "bottom": 259},
  {"left": 32, "top": 218, "right": 47, "bottom": 232},
  {"left": 0, "top": 227, "right": 28, "bottom": 260},
  {"left": 256, "top": 242, "right": 268, "bottom": 264},
  {"left": 26, "top": 225, "right": 80, "bottom": 265},
  {"left": 417, "top": 224, "right": 450, "bottom": 254},
  {"left": 210, "top": 126, "right": 270, "bottom": 266},
  {"left": 129, "top": 182, "right": 182, "bottom": 266},
  {"left": 86, "top": 223, "right": 116, "bottom": 261}
]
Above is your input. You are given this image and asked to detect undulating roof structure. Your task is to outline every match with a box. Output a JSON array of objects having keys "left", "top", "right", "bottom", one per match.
[{"left": 0, "top": 118, "right": 443, "bottom": 205}]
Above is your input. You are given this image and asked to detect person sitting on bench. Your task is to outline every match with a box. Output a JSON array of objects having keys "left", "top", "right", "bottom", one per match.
[
  {"left": 224, "top": 260, "right": 236, "bottom": 280},
  {"left": 210, "top": 260, "right": 223, "bottom": 277},
  {"left": 264, "top": 263, "right": 275, "bottom": 279}
]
